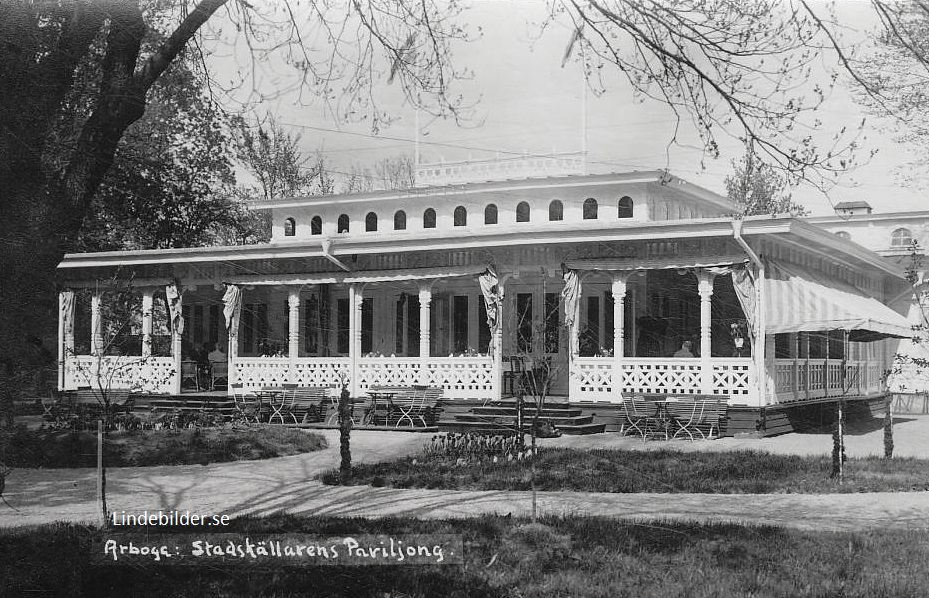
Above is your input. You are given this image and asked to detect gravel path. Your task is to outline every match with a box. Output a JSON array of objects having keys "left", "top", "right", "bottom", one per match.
[{"left": 3, "top": 417, "right": 929, "bottom": 532}]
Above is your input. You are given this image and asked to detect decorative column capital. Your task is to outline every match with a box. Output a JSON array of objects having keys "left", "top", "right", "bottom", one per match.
[
  {"left": 611, "top": 276, "right": 628, "bottom": 299},
  {"left": 697, "top": 270, "right": 715, "bottom": 297},
  {"left": 288, "top": 289, "right": 301, "bottom": 308},
  {"left": 418, "top": 286, "right": 432, "bottom": 306}
]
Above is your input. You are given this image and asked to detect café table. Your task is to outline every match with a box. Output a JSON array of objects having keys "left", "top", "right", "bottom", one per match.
[{"left": 364, "top": 391, "right": 396, "bottom": 426}]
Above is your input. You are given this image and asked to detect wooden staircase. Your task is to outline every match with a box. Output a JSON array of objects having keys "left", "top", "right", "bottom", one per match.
[{"left": 438, "top": 399, "right": 606, "bottom": 435}]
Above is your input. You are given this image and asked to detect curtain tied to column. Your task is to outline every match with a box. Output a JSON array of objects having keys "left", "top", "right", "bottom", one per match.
[
  {"left": 478, "top": 267, "right": 502, "bottom": 355},
  {"left": 165, "top": 281, "right": 184, "bottom": 335},
  {"left": 222, "top": 284, "right": 243, "bottom": 333},
  {"left": 561, "top": 269, "right": 581, "bottom": 357},
  {"left": 60, "top": 290, "right": 75, "bottom": 339}
]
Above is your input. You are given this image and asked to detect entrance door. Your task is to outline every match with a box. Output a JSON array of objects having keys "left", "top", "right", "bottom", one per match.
[{"left": 508, "top": 286, "right": 568, "bottom": 397}]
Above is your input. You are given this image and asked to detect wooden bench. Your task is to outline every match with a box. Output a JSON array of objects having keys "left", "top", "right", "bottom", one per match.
[
  {"left": 287, "top": 386, "right": 335, "bottom": 424},
  {"left": 664, "top": 395, "right": 728, "bottom": 440},
  {"left": 367, "top": 385, "right": 443, "bottom": 427}
]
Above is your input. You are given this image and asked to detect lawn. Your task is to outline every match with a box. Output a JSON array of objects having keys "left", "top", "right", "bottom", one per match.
[
  {"left": 325, "top": 447, "right": 929, "bottom": 493},
  {"left": 2, "top": 514, "right": 927, "bottom": 597},
  {"left": 0, "top": 426, "right": 327, "bottom": 468}
]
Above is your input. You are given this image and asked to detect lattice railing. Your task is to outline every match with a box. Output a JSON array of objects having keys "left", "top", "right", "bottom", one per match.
[
  {"left": 291, "top": 358, "right": 351, "bottom": 388},
  {"left": 63, "top": 355, "right": 176, "bottom": 394},
  {"left": 358, "top": 357, "right": 494, "bottom": 400},
  {"left": 570, "top": 357, "right": 751, "bottom": 403}
]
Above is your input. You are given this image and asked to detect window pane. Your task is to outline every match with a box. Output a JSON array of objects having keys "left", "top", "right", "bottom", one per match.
[
  {"left": 544, "top": 292, "right": 559, "bottom": 353},
  {"left": 453, "top": 295, "right": 468, "bottom": 351},
  {"left": 516, "top": 293, "right": 533, "bottom": 352}
]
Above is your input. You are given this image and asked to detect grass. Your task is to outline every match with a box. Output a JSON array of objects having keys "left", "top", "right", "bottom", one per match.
[
  {"left": 0, "top": 425, "right": 327, "bottom": 468},
  {"left": 326, "top": 447, "right": 929, "bottom": 493},
  {"left": 1, "top": 514, "right": 928, "bottom": 597}
]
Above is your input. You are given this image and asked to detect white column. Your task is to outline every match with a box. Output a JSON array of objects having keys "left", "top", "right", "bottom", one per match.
[
  {"left": 288, "top": 289, "right": 300, "bottom": 382},
  {"left": 171, "top": 299, "right": 183, "bottom": 395},
  {"left": 493, "top": 278, "right": 508, "bottom": 401},
  {"left": 141, "top": 290, "right": 154, "bottom": 358},
  {"left": 349, "top": 285, "right": 362, "bottom": 396},
  {"left": 755, "top": 262, "right": 768, "bottom": 406},
  {"left": 611, "top": 274, "right": 628, "bottom": 396},
  {"left": 91, "top": 291, "right": 103, "bottom": 356},
  {"left": 58, "top": 292, "right": 70, "bottom": 390},
  {"left": 419, "top": 285, "right": 432, "bottom": 385},
  {"left": 697, "top": 270, "right": 715, "bottom": 394}
]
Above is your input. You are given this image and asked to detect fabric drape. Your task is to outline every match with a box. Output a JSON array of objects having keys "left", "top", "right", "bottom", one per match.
[
  {"left": 165, "top": 282, "right": 184, "bottom": 335},
  {"left": 60, "top": 290, "right": 75, "bottom": 340},
  {"left": 730, "top": 264, "right": 757, "bottom": 341},
  {"left": 561, "top": 269, "right": 581, "bottom": 356},
  {"left": 478, "top": 268, "right": 501, "bottom": 355},
  {"left": 222, "top": 284, "right": 243, "bottom": 333}
]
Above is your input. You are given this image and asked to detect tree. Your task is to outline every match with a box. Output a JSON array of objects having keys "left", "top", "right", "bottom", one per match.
[
  {"left": 725, "top": 148, "right": 808, "bottom": 216},
  {"left": 236, "top": 115, "right": 326, "bottom": 200},
  {"left": 76, "top": 52, "right": 242, "bottom": 251},
  {"left": 0, "top": 0, "right": 468, "bottom": 426},
  {"left": 373, "top": 154, "right": 416, "bottom": 190},
  {"left": 852, "top": 3, "right": 929, "bottom": 189}
]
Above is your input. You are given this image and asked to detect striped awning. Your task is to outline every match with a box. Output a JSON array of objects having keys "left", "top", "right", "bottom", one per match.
[{"left": 765, "top": 260, "right": 912, "bottom": 340}]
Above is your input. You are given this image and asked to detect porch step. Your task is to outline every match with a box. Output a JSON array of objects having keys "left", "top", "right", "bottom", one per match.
[
  {"left": 437, "top": 419, "right": 606, "bottom": 435},
  {"left": 454, "top": 413, "right": 595, "bottom": 427},
  {"left": 438, "top": 399, "right": 606, "bottom": 436},
  {"left": 470, "top": 406, "right": 584, "bottom": 418}
]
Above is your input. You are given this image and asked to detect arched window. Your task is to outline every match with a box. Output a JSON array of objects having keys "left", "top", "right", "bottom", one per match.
[
  {"left": 423, "top": 208, "right": 437, "bottom": 229},
  {"left": 548, "top": 200, "right": 563, "bottom": 221},
  {"left": 365, "top": 212, "right": 378, "bottom": 232},
  {"left": 582, "top": 198, "right": 598, "bottom": 220},
  {"left": 454, "top": 206, "right": 467, "bottom": 226},
  {"left": 834, "top": 231, "right": 850, "bottom": 240},
  {"left": 337, "top": 214, "right": 350, "bottom": 233},
  {"left": 516, "top": 201, "right": 530, "bottom": 223},
  {"left": 283, "top": 217, "right": 295, "bottom": 237},
  {"left": 485, "top": 204, "right": 498, "bottom": 225},
  {"left": 892, "top": 228, "right": 913, "bottom": 247},
  {"left": 618, "top": 196, "right": 634, "bottom": 218},
  {"left": 394, "top": 210, "right": 407, "bottom": 230},
  {"left": 310, "top": 215, "right": 322, "bottom": 235}
]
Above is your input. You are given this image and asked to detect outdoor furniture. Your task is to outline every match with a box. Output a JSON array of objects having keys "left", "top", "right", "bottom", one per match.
[
  {"left": 664, "top": 398, "right": 703, "bottom": 441},
  {"left": 619, "top": 396, "right": 659, "bottom": 439},
  {"left": 210, "top": 361, "right": 228, "bottom": 390},
  {"left": 180, "top": 360, "right": 200, "bottom": 390},
  {"left": 502, "top": 357, "right": 526, "bottom": 397},
  {"left": 231, "top": 384, "right": 260, "bottom": 423},
  {"left": 695, "top": 397, "right": 728, "bottom": 439},
  {"left": 258, "top": 384, "right": 297, "bottom": 424},
  {"left": 285, "top": 386, "right": 332, "bottom": 424},
  {"left": 365, "top": 390, "right": 396, "bottom": 425}
]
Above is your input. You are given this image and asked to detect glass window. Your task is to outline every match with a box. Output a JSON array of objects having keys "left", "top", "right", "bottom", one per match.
[
  {"left": 361, "top": 297, "right": 373, "bottom": 354},
  {"left": 454, "top": 206, "right": 467, "bottom": 227},
  {"left": 516, "top": 293, "right": 533, "bottom": 352},
  {"left": 892, "top": 228, "right": 913, "bottom": 247},
  {"left": 484, "top": 204, "right": 498, "bottom": 225},
  {"left": 516, "top": 201, "right": 530, "bottom": 223},
  {"left": 618, "top": 196, "right": 634, "bottom": 218},
  {"left": 544, "top": 292, "right": 560, "bottom": 354},
  {"left": 834, "top": 231, "right": 850, "bottom": 240},
  {"left": 284, "top": 217, "right": 295, "bottom": 236},
  {"left": 453, "top": 295, "right": 469, "bottom": 352},
  {"left": 310, "top": 215, "right": 322, "bottom": 235},
  {"left": 548, "top": 200, "right": 563, "bottom": 221},
  {"left": 423, "top": 208, "right": 436, "bottom": 229},
  {"left": 583, "top": 198, "right": 598, "bottom": 220},
  {"left": 394, "top": 210, "right": 407, "bottom": 230},
  {"left": 337, "top": 214, "right": 350, "bottom": 233},
  {"left": 365, "top": 212, "right": 377, "bottom": 232}
]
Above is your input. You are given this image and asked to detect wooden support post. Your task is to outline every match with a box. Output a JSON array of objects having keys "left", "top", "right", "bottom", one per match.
[
  {"left": 288, "top": 289, "right": 300, "bottom": 383},
  {"left": 611, "top": 274, "right": 628, "bottom": 396},
  {"left": 419, "top": 285, "right": 432, "bottom": 385},
  {"left": 141, "top": 290, "right": 154, "bottom": 358},
  {"left": 697, "top": 270, "right": 715, "bottom": 395}
]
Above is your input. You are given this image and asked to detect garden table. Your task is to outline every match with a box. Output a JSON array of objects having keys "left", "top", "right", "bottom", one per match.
[{"left": 364, "top": 391, "right": 396, "bottom": 426}]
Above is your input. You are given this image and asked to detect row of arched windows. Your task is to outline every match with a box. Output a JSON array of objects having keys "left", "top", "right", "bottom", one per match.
[
  {"left": 282, "top": 196, "right": 635, "bottom": 236},
  {"left": 834, "top": 227, "right": 915, "bottom": 248}
]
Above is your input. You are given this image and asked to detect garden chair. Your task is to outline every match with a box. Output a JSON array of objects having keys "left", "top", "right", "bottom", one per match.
[
  {"left": 180, "top": 360, "right": 200, "bottom": 391},
  {"left": 210, "top": 361, "right": 228, "bottom": 390},
  {"left": 695, "top": 398, "right": 728, "bottom": 439},
  {"left": 231, "top": 384, "right": 260, "bottom": 423},
  {"left": 620, "top": 396, "right": 658, "bottom": 439},
  {"left": 665, "top": 398, "right": 703, "bottom": 441}
]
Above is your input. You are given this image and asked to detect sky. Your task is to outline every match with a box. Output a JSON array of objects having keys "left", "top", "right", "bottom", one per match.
[{"left": 220, "top": 1, "right": 928, "bottom": 217}]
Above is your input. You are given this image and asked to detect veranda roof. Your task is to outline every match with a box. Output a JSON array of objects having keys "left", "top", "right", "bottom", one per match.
[{"left": 764, "top": 260, "right": 912, "bottom": 340}]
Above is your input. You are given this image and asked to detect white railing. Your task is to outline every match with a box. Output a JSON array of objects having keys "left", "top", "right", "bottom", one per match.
[
  {"left": 358, "top": 356, "right": 495, "bottom": 400},
  {"left": 774, "top": 359, "right": 884, "bottom": 402},
  {"left": 231, "top": 357, "right": 350, "bottom": 389},
  {"left": 570, "top": 357, "right": 755, "bottom": 404},
  {"left": 63, "top": 355, "right": 176, "bottom": 394}
]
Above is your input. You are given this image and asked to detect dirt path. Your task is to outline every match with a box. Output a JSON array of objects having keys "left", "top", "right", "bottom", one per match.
[{"left": 3, "top": 427, "right": 929, "bottom": 532}]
